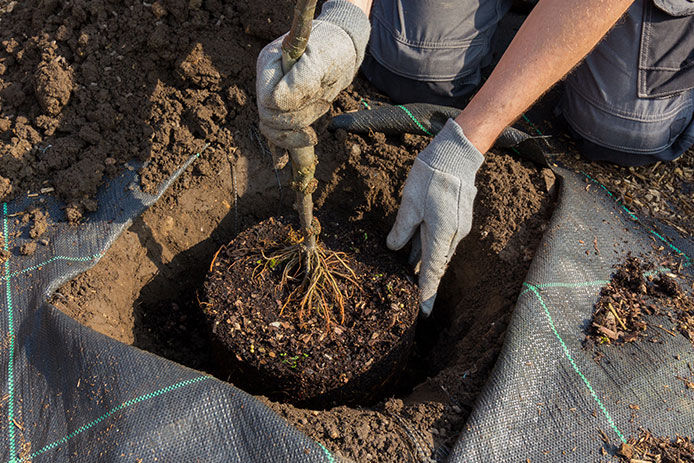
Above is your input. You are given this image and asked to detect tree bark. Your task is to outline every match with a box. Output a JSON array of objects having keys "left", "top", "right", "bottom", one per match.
[{"left": 281, "top": 0, "right": 319, "bottom": 251}]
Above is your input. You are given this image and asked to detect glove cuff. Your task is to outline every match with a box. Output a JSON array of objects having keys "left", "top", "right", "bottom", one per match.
[
  {"left": 318, "top": 0, "right": 371, "bottom": 68},
  {"left": 418, "top": 118, "right": 484, "bottom": 183}
]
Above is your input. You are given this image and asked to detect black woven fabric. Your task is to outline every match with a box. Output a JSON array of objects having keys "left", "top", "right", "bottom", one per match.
[
  {"left": 0, "top": 143, "right": 690, "bottom": 462},
  {"left": 0, "top": 157, "right": 338, "bottom": 463},
  {"left": 330, "top": 103, "right": 459, "bottom": 135},
  {"left": 448, "top": 167, "right": 693, "bottom": 462}
]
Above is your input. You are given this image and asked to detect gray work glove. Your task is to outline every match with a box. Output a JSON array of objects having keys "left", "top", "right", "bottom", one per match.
[
  {"left": 387, "top": 119, "right": 484, "bottom": 317},
  {"left": 256, "top": 0, "right": 371, "bottom": 149}
]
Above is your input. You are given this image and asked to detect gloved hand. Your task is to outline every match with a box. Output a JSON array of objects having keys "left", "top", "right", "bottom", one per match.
[
  {"left": 387, "top": 119, "right": 484, "bottom": 317},
  {"left": 256, "top": 0, "right": 371, "bottom": 150}
]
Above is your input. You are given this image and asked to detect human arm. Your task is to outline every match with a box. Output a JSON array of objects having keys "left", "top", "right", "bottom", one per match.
[
  {"left": 389, "top": 0, "right": 635, "bottom": 316},
  {"left": 347, "top": 0, "right": 373, "bottom": 16},
  {"left": 456, "top": 0, "right": 635, "bottom": 153}
]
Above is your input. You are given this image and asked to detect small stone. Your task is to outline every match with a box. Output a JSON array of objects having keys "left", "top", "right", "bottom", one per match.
[
  {"left": 350, "top": 144, "right": 361, "bottom": 156},
  {"left": 0, "top": 175, "right": 12, "bottom": 201},
  {"left": 617, "top": 443, "right": 633, "bottom": 459},
  {"left": 20, "top": 241, "right": 37, "bottom": 256},
  {"left": 542, "top": 169, "right": 556, "bottom": 194},
  {"left": 151, "top": 1, "right": 167, "bottom": 18}
]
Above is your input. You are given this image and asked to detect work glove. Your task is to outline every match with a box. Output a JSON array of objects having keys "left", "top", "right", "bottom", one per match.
[
  {"left": 256, "top": 0, "right": 371, "bottom": 149},
  {"left": 387, "top": 119, "right": 484, "bottom": 317}
]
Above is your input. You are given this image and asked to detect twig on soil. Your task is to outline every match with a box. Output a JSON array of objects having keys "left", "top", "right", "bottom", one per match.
[
  {"left": 652, "top": 324, "right": 677, "bottom": 337},
  {"left": 209, "top": 246, "right": 223, "bottom": 273},
  {"left": 12, "top": 418, "right": 23, "bottom": 431},
  {"left": 230, "top": 157, "right": 239, "bottom": 234},
  {"left": 607, "top": 303, "right": 627, "bottom": 331}
]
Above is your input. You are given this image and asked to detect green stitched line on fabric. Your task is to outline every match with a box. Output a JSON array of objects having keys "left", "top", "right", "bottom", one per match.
[
  {"left": 193, "top": 143, "right": 210, "bottom": 159},
  {"left": 519, "top": 261, "right": 690, "bottom": 300},
  {"left": 3, "top": 203, "right": 17, "bottom": 463},
  {"left": 318, "top": 443, "right": 335, "bottom": 462},
  {"left": 360, "top": 98, "right": 371, "bottom": 110},
  {"left": 520, "top": 113, "right": 690, "bottom": 262},
  {"left": 581, "top": 171, "right": 690, "bottom": 261},
  {"left": 396, "top": 105, "right": 433, "bottom": 136},
  {"left": 521, "top": 113, "right": 544, "bottom": 136},
  {"left": 581, "top": 171, "right": 639, "bottom": 220},
  {"left": 16, "top": 376, "right": 210, "bottom": 463},
  {"left": 0, "top": 254, "right": 104, "bottom": 282},
  {"left": 519, "top": 279, "right": 611, "bottom": 297},
  {"left": 523, "top": 283, "right": 626, "bottom": 444},
  {"left": 648, "top": 229, "right": 690, "bottom": 261}
]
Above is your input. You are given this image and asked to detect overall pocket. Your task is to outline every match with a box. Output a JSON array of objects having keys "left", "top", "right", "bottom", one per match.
[{"left": 638, "top": 0, "right": 694, "bottom": 97}]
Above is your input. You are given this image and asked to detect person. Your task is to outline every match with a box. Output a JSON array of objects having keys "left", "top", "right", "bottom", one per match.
[{"left": 256, "top": 0, "right": 694, "bottom": 316}]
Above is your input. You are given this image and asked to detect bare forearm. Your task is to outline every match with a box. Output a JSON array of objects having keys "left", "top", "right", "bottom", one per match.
[
  {"left": 455, "top": 0, "right": 634, "bottom": 153},
  {"left": 347, "top": 0, "right": 373, "bottom": 16}
]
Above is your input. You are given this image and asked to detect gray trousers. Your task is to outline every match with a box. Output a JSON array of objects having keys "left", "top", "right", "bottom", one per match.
[{"left": 362, "top": 0, "right": 694, "bottom": 166}]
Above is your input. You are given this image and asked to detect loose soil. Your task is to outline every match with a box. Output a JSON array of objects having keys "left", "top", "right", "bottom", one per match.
[
  {"left": 16, "top": 0, "right": 694, "bottom": 461},
  {"left": 1, "top": 0, "right": 556, "bottom": 457},
  {"left": 203, "top": 216, "right": 418, "bottom": 407},
  {"left": 0, "top": 0, "right": 271, "bottom": 221},
  {"left": 586, "top": 256, "right": 694, "bottom": 349},
  {"left": 617, "top": 430, "right": 694, "bottom": 463}
]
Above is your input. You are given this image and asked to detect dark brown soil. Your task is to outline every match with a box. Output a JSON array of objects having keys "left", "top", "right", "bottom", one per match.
[
  {"left": 48, "top": 118, "right": 556, "bottom": 462},
  {"left": 46, "top": 127, "right": 556, "bottom": 462},
  {"left": 0, "top": 0, "right": 284, "bottom": 221},
  {"left": 586, "top": 256, "right": 694, "bottom": 348},
  {"left": 617, "top": 430, "right": 694, "bottom": 463},
  {"left": 0, "top": 0, "right": 559, "bottom": 460},
  {"left": 203, "top": 216, "right": 418, "bottom": 407}
]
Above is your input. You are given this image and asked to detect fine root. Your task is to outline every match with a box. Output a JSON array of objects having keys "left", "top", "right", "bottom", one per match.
[{"left": 249, "top": 239, "right": 360, "bottom": 329}]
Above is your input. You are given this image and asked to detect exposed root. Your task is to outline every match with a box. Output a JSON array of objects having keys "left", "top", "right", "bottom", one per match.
[{"left": 239, "top": 236, "right": 361, "bottom": 329}]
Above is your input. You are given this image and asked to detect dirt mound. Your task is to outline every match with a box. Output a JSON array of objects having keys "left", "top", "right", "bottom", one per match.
[
  {"left": 0, "top": 0, "right": 557, "bottom": 460},
  {"left": 33, "top": 55, "right": 73, "bottom": 115},
  {"left": 0, "top": 0, "right": 290, "bottom": 220}
]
